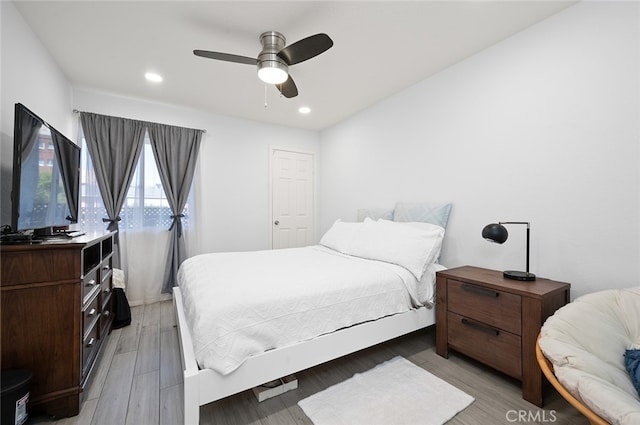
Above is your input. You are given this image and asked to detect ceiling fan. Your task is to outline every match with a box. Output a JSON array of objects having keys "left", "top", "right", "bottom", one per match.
[{"left": 194, "top": 31, "right": 333, "bottom": 98}]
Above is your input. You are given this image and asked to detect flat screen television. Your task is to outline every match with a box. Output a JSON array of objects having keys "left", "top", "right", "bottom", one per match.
[{"left": 11, "top": 103, "right": 81, "bottom": 234}]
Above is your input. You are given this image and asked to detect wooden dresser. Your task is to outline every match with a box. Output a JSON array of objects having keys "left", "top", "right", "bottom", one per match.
[
  {"left": 1, "top": 232, "right": 115, "bottom": 418},
  {"left": 436, "top": 266, "right": 570, "bottom": 407}
]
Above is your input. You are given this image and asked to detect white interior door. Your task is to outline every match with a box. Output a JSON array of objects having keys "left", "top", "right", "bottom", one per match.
[{"left": 271, "top": 149, "right": 314, "bottom": 249}]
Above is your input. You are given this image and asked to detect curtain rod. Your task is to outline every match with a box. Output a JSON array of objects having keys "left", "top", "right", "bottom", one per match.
[{"left": 72, "top": 109, "right": 207, "bottom": 133}]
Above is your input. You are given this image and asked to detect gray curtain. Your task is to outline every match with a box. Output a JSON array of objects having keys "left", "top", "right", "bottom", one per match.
[
  {"left": 147, "top": 123, "right": 202, "bottom": 293},
  {"left": 80, "top": 112, "right": 146, "bottom": 268}
]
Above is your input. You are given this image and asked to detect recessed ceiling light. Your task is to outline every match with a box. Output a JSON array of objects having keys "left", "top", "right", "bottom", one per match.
[
  {"left": 298, "top": 106, "right": 311, "bottom": 114},
  {"left": 145, "top": 72, "right": 163, "bottom": 83}
]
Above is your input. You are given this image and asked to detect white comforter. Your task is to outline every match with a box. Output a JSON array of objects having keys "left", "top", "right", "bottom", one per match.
[{"left": 178, "top": 245, "right": 440, "bottom": 375}]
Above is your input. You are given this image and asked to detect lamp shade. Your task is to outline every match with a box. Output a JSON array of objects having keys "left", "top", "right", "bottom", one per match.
[{"left": 482, "top": 223, "right": 508, "bottom": 244}]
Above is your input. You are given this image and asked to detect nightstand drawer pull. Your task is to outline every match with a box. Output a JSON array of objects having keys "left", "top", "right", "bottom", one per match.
[
  {"left": 461, "top": 283, "right": 499, "bottom": 298},
  {"left": 461, "top": 318, "right": 500, "bottom": 336}
]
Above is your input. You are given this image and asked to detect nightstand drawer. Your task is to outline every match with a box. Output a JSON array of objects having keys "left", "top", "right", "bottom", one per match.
[
  {"left": 448, "top": 279, "right": 521, "bottom": 335},
  {"left": 448, "top": 312, "right": 522, "bottom": 379}
]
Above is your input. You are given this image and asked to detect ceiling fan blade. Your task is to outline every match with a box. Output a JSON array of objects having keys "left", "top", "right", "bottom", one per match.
[
  {"left": 193, "top": 50, "right": 258, "bottom": 65},
  {"left": 277, "top": 33, "right": 333, "bottom": 66},
  {"left": 276, "top": 75, "right": 298, "bottom": 98}
]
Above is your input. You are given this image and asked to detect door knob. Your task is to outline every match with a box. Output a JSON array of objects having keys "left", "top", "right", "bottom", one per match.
[{"left": 274, "top": 220, "right": 280, "bottom": 226}]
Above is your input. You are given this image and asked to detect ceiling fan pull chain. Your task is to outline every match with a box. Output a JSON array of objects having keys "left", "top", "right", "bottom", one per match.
[{"left": 264, "top": 83, "right": 268, "bottom": 108}]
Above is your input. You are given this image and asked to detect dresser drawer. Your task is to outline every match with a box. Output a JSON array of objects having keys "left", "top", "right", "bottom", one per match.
[
  {"left": 82, "top": 268, "right": 99, "bottom": 304},
  {"left": 100, "top": 308, "right": 112, "bottom": 338},
  {"left": 101, "top": 258, "right": 112, "bottom": 283},
  {"left": 82, "top": 321, "right": 99, "bottom": 376},
  {"left": 448, "top": 280, "right": 521, "bottom": 335},
  {"left": 83, "top": 294, "right": 100, "bottom": 337},
  {"left": 100, "top": 278, "right": 112, "bottom": 311},
  {"left": 448, "top": 311, "right": 522, "bottom": 378}
]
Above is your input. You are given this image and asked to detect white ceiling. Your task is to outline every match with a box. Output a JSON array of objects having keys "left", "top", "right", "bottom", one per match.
[{"left": 14, "top": 1, "right": 575, "bottom": 131}]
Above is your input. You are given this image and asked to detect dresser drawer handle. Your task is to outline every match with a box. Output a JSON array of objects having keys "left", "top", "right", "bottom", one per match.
[
  {"left": 461, "top": 318, "right": 500, "bottom": 336},
  {"left": 102, "top": 265, "right": 111, "bottom": 271},
  {"left": 87, "top": 308, "right": 97, "bottom": 317},
  {"left": 86, "top": 279, "right": 97, "bottom": 287},
  {"left": 86, "top": 338, "right": 95, "bottom": 348},
  {"left": 461, "top": 283, "right": 499, "bottom": 298}
]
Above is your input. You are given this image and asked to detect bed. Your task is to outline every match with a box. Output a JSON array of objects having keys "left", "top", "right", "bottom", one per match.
[{"left": 174, "top": 213, "right": 449, "bottom": 424}]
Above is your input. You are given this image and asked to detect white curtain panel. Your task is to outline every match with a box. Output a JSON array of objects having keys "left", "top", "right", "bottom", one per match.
[{"left": 119, "top": 229, "right": 171, "bottom": 305}]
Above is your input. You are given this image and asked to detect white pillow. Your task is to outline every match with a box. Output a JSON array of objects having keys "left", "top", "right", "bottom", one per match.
[
  {"left": 349, "top": 219, "right": 445, "bottom": 280},
  {"left": 319, "top": 219, "right": 363, "bottom": 254}
]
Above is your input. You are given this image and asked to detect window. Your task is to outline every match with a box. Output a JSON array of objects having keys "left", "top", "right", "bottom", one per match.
[{"left": 78, "top": 129, "right": 190, "bottom": 232}]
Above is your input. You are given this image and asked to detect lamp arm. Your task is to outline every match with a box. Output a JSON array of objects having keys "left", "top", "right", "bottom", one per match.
[
  {"left": 499, "top": 221, "right": 530, "bottom": 228},
  {"left": 526, "top": 226, "right": 530, "bottom": 274},
  {"left": 499, "top": 221, "right": 531, "bottom": 274}
]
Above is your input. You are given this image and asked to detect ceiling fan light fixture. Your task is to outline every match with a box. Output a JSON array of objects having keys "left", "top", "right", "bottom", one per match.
[{"left": 258, "top": 61, "right": 289, "bottom": 84}]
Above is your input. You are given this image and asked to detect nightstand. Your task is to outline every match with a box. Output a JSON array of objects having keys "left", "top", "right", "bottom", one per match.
[{"left": 435, "top": 266, "right": 570, "bottom": 407}]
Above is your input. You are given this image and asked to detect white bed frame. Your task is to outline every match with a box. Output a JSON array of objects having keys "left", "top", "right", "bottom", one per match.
[{"left": 173, "top": 288, "right": 436, "bottom": 424}]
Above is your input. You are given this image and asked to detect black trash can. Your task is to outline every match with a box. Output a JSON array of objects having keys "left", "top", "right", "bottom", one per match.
[{"left": 1, "top": 369, "right": 33, "bottom": 425}]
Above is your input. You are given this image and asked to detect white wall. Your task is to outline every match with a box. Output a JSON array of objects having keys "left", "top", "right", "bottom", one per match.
[
  {"left": 319, "top": 1, "right": 640, "bottom": 298},
  {"left": 1, "top": 1, "right": 75, "bottom": 226}
]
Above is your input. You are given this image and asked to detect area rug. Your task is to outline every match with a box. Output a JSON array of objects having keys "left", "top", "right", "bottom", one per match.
[{"left": 298, "top": 356, "right": 474, "bottom": 425}]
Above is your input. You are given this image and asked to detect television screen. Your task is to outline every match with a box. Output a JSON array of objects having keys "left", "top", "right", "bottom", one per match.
[{"left": 11, "top": 103, "right": 80, "bottom": 232}]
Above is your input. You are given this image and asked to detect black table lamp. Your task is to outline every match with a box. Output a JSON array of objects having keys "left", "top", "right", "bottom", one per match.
[{"left": 482, "top": 221, "right": 536, "bottom": 281}]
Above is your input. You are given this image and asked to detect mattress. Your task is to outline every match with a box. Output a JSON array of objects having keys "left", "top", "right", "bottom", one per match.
[{"left": 177, "top": 245, "right": 442, "bottom": 375}]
